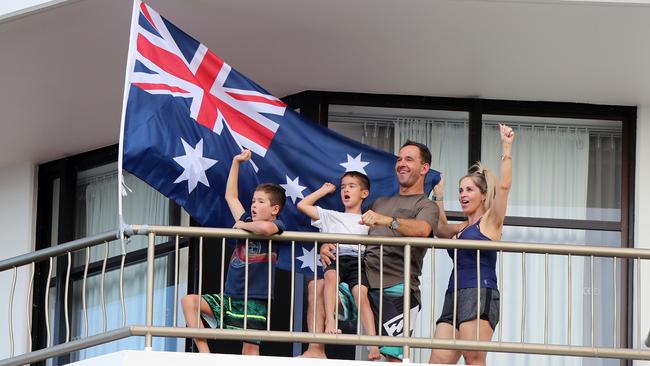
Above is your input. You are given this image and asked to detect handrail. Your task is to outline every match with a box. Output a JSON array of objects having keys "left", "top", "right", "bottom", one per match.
[
  {"left": 2, "top": 224, "right": 649, "bottom": 365},
  {"left": 0, "top": 230, "right": 121, "bottom": 271},
  {"left": 3, "top": 323, "right": 649, "bottom": 366},
  {"left": 0, "top": 328, "right": 133, "bottom": 366},
  {"left": 127, "top": 326, "right": 650, "bottom": 360},
  {"left": 126, "top": 224, "right": 650, "bottom": 259}
]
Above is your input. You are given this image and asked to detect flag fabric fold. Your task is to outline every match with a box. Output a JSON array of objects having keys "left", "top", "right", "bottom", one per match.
[{"left": 120, "top": 0, "right": 440, "bottom": 275}]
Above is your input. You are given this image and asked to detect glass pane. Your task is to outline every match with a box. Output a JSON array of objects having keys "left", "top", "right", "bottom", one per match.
[
  {"left": 421, "top": 226, "right": 622, "bottom": 366},
  {"left": 495, "top": 226, "right": 621, "bottom": 364},
  {"left": 502, "top": 226, "right": 620, "bottom": 248},
  {"left": 329, "top": 105, "right": 469, "bottom": 211},
  {"left": 50, "top": 178, "right": 60, "bottom": 277},
  {"left": 481, "top": 115, "right": 622, "bottom": 221},
  {"left": 51, "top": 178, "right": 60, "bottom": 246},
  {"left": 74, "top": 163, "right": 171, "bottom": 264},
  {"left": 70, "top": 255, "right": 185, "bottom": 360}
]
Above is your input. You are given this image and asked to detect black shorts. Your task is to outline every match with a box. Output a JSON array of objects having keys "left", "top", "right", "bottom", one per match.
[
  {"left": 436, "top": 288, "right": 500, "bottom": 330},
  {"left": 324, "top": 255, "right": 369, "bottom": 289}
]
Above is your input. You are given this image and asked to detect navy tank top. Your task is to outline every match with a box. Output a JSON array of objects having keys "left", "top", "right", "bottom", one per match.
[{"left": 446, "top": 219, "right": 498, "bottom": 292}]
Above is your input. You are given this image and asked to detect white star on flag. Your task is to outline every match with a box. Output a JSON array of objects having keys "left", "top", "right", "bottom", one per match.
[
  {"left": 340, "top": 153, "right": 369, "bottom": 175},
  {"left": 173, "top": 138, "right": 218, "bottom": 194},
  {"left": 296, "top": 245, "right": 323, "bottom": 273},
  {"left": 280, "top": 175, "right": 306, "bottom": 204}
]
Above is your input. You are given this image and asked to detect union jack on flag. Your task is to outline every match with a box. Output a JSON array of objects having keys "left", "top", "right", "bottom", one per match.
[
  {"left": 129, "top": 1, "right": 283, "bottom": 157},
  {"left": 119, "top": 0, "right": 439, "bottom": 275}
]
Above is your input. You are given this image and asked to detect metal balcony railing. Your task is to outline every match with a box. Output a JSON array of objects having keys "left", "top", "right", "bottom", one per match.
[{"left": 1, "top": 224, "right": 649, "bottom": 366}]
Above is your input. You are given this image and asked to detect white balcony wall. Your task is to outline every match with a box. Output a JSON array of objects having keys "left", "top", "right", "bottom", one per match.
[
  {"left": 0, "top": 162, "right": 36, "bottom": 359},
  {"left": 635, "top": 105, "right": 650, "bottom": 366}
]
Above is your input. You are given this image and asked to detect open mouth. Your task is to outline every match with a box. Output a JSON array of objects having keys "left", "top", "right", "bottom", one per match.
[
  {"left": 252, "top": 209, "right": 257, "bottom": 216},
  {"left": 343, "top": 194, "right": 351, "bottom": 200}
]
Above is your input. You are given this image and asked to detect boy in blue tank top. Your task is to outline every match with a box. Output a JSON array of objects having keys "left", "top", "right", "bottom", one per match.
[{"left": 181, "top": 149, "right": 286, "bottom": 355}]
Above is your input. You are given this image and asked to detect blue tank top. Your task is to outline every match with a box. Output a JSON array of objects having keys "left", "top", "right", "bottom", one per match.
[{"left": 446, "top": 219, "right": 498, "bottom": 292}]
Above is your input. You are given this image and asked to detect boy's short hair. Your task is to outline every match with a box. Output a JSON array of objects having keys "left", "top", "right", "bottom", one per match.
[
  {"left": 255, "top": 183, "right": 286, "bottom": 213},
  {"left": 341, "top": 171, "right": 370, "bottom": 191},
  {"left": 401, "top": 140, "right": 432, "bottom": 165}
]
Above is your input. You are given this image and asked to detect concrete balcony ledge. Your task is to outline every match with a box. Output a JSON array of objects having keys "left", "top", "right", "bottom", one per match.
[{"left": 68, "top": 350, "right": 439, "bottom": 366}]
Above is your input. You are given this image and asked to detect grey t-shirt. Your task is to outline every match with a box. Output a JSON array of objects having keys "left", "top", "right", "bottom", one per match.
[{"left": 364, "top": 194, "right": 439, "bottom": 303}]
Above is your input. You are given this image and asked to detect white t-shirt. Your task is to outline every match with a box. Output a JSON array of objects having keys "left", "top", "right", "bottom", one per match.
[{"left": 311, "top": 206, "right": 368, "bottom": 257}]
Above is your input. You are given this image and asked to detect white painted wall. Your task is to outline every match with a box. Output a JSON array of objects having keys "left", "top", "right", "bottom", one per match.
[
  {"left": 0, "top": 162, "right": 37, "bottom": 359},
  {"left": 634, "top": 105, "right": 650, "bottom": 365},
  {"left": 68, "top": 350, "right": 436, "bottom": 366}
]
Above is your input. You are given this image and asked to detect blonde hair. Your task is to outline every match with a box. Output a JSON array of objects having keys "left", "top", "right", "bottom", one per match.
[{"left": 459, "top": 162, "right": 497, "bottom": 211}]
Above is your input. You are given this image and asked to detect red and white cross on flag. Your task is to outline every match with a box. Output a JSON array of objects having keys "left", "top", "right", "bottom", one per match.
[{"left": 127, "top": 0, "right": 286, "bottom": 157}]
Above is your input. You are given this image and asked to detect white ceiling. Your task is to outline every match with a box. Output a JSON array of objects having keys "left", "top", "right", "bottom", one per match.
[{"left": 1, "top": 0, "right": 649, "bottom": 168}]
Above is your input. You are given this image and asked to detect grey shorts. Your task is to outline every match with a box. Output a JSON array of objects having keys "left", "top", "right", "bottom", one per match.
[{"left": 436, "top": 288, "right": 500, "bottom": 330}]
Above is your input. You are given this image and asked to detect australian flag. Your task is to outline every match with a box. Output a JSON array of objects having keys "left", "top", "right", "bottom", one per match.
[{"left": 120, "top": 1, "right": 440, "bottom": 275}]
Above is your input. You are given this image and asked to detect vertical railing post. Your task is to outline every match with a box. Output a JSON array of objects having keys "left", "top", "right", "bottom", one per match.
[
  {"left": 145, "top": 232, "right": 155, "bottom": 350},
  {"left": 402, "top": 243, "right": 411, "bottom": 362},
  {"left": 9, "top": 266, "right": 17, "bottom": 357}
]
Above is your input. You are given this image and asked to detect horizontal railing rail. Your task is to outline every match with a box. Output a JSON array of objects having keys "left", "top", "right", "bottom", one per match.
[
  {"left": 3, "top": 325, "right": 650, "bottom": 366},
  {"left": 0, "top": 230, "right": 121, "bottom": 272},
  {"left": 126, "top": 224, "right": 650, "bottom": 259},
  {"left": 1, "top": 224, "right": 649, "bottom": 365}
]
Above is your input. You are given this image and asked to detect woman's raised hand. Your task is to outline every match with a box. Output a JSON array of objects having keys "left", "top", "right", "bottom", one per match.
[{"left": 499, "top": 123, "right": 514, "bottom": 144}]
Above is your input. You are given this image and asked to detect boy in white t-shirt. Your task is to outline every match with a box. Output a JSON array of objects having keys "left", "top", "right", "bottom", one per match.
[{"left": 297, "top": 171, "right": 381, "bottom": 360}]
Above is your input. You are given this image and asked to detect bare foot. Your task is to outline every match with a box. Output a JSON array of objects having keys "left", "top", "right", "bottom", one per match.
[
  {"left": 368, "top": 346, "right": 382, "bottom": 361},
  {"left": 324, "top": 317, "right": 342, "bottom": 334},
  {"left": 299, "top": 346, "right": 327, "bottom": 358}
]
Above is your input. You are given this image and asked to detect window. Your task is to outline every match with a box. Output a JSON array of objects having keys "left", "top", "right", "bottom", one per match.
[
  {"left": 285, "top": 91, "right": 635, "bottom": 365},
  {"left": 34, "top": 146, "right": 185, "bottom": 364}
]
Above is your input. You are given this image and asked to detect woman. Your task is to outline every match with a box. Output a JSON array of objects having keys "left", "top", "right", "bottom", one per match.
[{"left": 429, "top": 123, "right": 514, "bottom": 366}]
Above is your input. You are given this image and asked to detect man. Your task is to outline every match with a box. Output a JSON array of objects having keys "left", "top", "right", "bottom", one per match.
[{"left": 320, "top": 140, "right": 439, "bottom": 361}]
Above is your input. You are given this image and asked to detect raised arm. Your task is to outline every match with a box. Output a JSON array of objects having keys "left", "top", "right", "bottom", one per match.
[
  {"left": 225, "top": 149, "right": 251, "bottom": 221},
  {"left": 431, "top": 176, "right": 465, "bottom": 239},
  {"left": 297, "top": 182, "right": 336, "bottom": 220},
  {"left": 488, "top": 123, "right": 514, "bottom": 228}
]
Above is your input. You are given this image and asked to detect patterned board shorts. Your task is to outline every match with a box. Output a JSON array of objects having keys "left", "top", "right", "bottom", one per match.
[
  {"left": 368, "top": 284, "right": 421, "bottom": 360},
  {"left": 201, "top": 294, "right": 268, "bottom": 345}
]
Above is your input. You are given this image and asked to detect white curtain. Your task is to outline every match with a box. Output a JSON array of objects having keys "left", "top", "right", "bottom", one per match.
[
  {"left": 71, "top": 169, "right": 182, "bottom": 359},
  {"left": 70, "top": 256, "right": 174, "bottom": 359},
  {"left": 77, "top": 172, "right": 170, "bottom": 261},
  {"left": 585, "top": 133, "right": 622, "bottom": 363},
  {"left": 329, "top": 119, "right": 395, "bottom": 153},
  {"left": 482, "top": 124, "right": 590, "bottom": 366},
  {"left": 394, "top": 120, "right": 620, "bottom": 365}
]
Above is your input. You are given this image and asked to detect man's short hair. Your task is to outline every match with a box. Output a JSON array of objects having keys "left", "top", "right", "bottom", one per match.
[
  {"left": 341, "top": 171, "right": 370, "bottom": 191},
  {"left": 255, "top": 183, "right": 286, "bottom": 213},
  {"left": 401, "top": 140, "right": 432, "bottom": 165}
]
